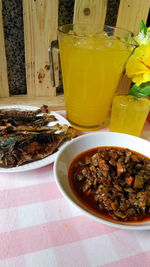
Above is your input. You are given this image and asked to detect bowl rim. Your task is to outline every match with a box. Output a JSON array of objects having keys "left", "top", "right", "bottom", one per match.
[{"left": 54, "top": 132, "right": 150, "bottom": 230}]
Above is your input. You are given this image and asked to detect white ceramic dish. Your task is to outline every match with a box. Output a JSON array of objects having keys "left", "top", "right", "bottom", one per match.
[
  {"left": 54, "top": 132, "right": 150, "bottom": 230},
  {"left": 0, "top": 105, "right": 70, "bottom": 172}
]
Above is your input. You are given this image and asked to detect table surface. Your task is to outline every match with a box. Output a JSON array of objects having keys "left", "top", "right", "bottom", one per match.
[{"left": 0, "top": 111, "right": 150, "bottom": 267}]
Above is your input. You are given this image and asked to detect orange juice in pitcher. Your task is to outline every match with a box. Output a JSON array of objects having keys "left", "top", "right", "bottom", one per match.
[{"left": 58, "top": 25, "right": 134, "bottom": 131}]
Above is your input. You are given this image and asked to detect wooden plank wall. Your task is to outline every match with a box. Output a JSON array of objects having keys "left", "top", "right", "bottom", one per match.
[
  {"left": 0, "top": 0, "right": 64, "bottom": 108},
  {"left": 116, "top": 0, "right": 150, "bottom": 35},
  {"left": 23, "top": 0, "right": 58, "bottom": 97},
  {"left": 73, "top": 0, "right": 107, "bottom": 26},
  {"left": 0, "top": 0, "right": 9, "bottom": 97}
]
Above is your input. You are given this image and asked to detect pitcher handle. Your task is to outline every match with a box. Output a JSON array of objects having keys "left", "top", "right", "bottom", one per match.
[{"left": 48, "top": 40, "right": 59, "bottom": 87}]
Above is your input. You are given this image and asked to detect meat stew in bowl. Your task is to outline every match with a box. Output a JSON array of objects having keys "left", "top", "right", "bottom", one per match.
[{"left": 69, "top": 147, "right": 150, "bottom": 222}]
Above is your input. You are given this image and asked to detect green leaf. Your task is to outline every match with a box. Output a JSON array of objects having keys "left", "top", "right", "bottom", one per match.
[
  {"left": 128, "top": 82, "right": 150, "bottom": 98},
  {"left": 140, "top": 20, "right": 147, "bottom": 35}
]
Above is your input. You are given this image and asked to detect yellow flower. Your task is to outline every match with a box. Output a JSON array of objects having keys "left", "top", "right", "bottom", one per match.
[
  {"left": 126, "top": 45, "right": 150, "bottom": 86},
  {"left": 135, "top": 31, "right": 150, "bottom": 45},
  {"left": 134, "top": 25, "right": 150, "bottom": 45}
]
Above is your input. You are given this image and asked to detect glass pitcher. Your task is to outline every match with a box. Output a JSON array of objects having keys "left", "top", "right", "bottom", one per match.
[{"left": 50, "top": 24, "right": 135, "bottom": 131}]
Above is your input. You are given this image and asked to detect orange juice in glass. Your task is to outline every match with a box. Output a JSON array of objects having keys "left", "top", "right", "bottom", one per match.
[
  {"left": 58, "top": 24, "right": 134, "bottom": 131},
  {"left": 110, "top": 95, "right": 150, "bottom": 136}
]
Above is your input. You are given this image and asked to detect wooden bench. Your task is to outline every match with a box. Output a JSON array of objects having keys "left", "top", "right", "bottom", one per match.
[{"left": 0, "top": 0, "right": 149, "bottom": 109}]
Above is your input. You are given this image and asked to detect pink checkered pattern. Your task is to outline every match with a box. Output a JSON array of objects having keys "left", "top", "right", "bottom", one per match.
[{"left": 0, "top": 111, "right": 150, "bottom": 267}]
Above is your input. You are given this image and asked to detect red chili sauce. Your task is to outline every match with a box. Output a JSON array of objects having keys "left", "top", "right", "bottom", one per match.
[{"left": 68, "top": 146, "right": 150, "bottom": 222}]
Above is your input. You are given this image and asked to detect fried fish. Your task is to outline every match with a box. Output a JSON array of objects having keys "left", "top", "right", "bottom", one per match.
[
  {"left": 0, "top": 125, "right": 76, "bottom": 168},
  {"left": 0, "top": 105, "right": 77, "bottom": 168}
]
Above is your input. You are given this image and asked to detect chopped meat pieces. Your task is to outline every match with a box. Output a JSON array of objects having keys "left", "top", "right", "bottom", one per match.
[
  {"left": 116, "top": 162, "right": 125, "bottom": 176},
  {"left": 69, "top": 147, "right": 150, "bottom": 222},
  {"left": 125, "top": 176, "right": 134, "bottom": 186}
]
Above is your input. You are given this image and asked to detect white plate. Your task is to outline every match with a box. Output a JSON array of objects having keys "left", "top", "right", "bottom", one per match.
[{"left": 0, "top": 105, "right": 70, "bottom": 173}]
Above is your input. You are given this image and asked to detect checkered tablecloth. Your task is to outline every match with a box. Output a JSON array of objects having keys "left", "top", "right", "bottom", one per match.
[{"left": 0, "top": 111, "right": 150, "bottom": 267}]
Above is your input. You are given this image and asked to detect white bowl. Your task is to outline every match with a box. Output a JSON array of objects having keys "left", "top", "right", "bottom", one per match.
[{"left": 54, "top": 132, "right": 150, "bottom": 230}]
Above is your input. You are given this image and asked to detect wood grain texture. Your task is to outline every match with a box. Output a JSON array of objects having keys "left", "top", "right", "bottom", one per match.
[
  {"left": 73, "top": 0, "right": 107, "bottom": 26},
  {"left": 116, "top": 0, "right": 150, "bottom": 95},
  {"left": 0, "top": 94, "right": 65, "bottom": 110},
  {"left": 23, "top": 0, "right": 58, "bottom": 97},
  {"left": 116, "top": 74, "right": 132, "bottom": 96},
  {"left": 116, "top": 0, "right": 150, "bottom": 35},
  {"left": 0, "top": 0, "right": 9, "bottom": 97}
]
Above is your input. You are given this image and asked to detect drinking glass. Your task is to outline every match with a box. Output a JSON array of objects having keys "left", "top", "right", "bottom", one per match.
[{"left": 110, "top": 95, "right": 150, "bottom": 136}]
